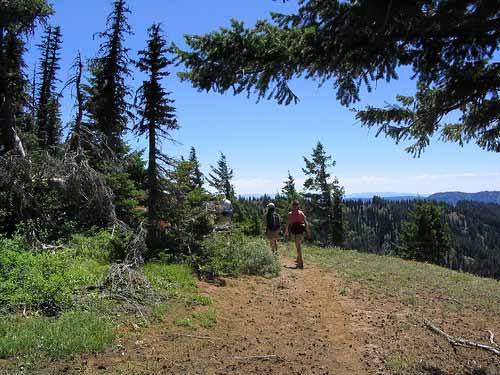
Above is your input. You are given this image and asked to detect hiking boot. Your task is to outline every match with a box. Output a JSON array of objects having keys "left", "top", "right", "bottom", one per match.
[{"left": 296, "top": 263, "right": 304, "bottom": 269}]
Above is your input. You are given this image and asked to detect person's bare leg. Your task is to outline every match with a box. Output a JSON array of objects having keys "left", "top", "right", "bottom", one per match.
[
  {"left": 273, "top": 238, "right": 278, "bottom": 255},
  {"left": 295, "top": 237, "right": 304, "bottom": 268}
]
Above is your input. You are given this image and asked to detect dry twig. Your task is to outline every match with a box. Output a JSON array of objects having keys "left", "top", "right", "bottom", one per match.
[
  {"left": 424, "top": 320, "right": 500, "bottom": 356},
  {"left": 487, "top": 330, "right": 499, "bottom": 348},
  {"left": 229, "top": 355, "right": 284, "bottom": 362}
]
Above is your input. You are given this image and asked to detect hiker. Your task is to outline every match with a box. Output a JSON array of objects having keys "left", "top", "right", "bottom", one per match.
[
  {"left": 220, "top": 197, "right": 233, "bottom": 218},
  {"left": 264, "top": 202, "right": 281, "bottom": 256},
  {"left": 285, "top": 200, "right": 311, "bottom": 269},
  {"left": 217, "top": 197, "right": 233, "bottom": 227}
]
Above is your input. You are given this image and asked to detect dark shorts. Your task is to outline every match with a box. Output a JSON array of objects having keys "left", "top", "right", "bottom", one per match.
[{"left": 222, "top": 209, "right": 233, "bottom": 217}]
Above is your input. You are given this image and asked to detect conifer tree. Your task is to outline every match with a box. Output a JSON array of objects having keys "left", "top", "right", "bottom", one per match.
[
  {"left": 282, "top": 171, "right": 298, "bottom": 202},
  {"left": 401, "top": 201, "right": 452, "bottom": 265},
  {"left": 36, "top": 25, "right": 62, "bottom": 149},
  {"left": 0, "top": 28, "right": 27, "bottom": 156},
  {"left": 303, "top": 142, "right": 344, "bottom": 246},
  {"left": 87, "top": 0, "right": 132, "bottom": 156},
  {"left": 208, "top": 152, "right": 234, "bottom": 199},
  {"left": 188, "top": 146, "right": 204, "bottom": 189},
  {"left": 178, "top": 1, "right": 500, "bottom": 155},
  {"left": 0, "top": 0, "right": 51, "bottom": 155},
  {"left": 134, "top": 23, "right": 178, "bottom": 246}
]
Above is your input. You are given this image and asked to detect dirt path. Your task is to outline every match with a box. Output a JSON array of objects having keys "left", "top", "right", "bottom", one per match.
[{"left": 86, "top": 256, "right": 369, "bottom": 375}]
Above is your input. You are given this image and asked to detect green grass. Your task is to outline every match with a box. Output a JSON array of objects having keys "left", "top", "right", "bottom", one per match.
[
  {"left": 174, "top": 309, "right": 218, "bottom": 330},
  {"left": 193, "top": 309, "right": 217, "bottom": 328},
  {"left": 141, "top": 263, "right": 197, "bottom": 298},
  {"left": 287, "top": 244, "right": 500, "bottom": 312},
  {"left": 188, "top": 294, "right": 213, "bottom": 306},
  {"left": 385, "top": 355, "right": 411, "bottom": 373},
  {"left": 0, "top": 311, "right": 115, "bottom": 359},
  {"left": 0, "top": 245, "right": 107, "bottom": 315},
  {"left": 174, "top": 317, "right": 197, "bottom": 330}
]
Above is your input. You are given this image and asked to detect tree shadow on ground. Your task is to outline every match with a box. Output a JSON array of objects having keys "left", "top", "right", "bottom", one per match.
[{"left": 420, "top": 365, "right": 492, "bottom": 375}]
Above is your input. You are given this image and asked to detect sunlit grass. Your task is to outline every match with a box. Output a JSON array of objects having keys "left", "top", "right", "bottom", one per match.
[
  {"left": 0, "top": 311, "right": 114, "bottom": 359},
  {"left": 284, "top": 243, "right": 500, "bottom": 312}
]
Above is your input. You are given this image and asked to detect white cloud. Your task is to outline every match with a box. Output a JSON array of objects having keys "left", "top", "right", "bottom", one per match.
[
  {"left": 408, "top": 173, "right": 478, "bottom": 181},
  {"left": 341, "top": 176, "right": 401, "bottom": 184},
  {"left": 233, "top": 177, "right": 278, "bottom": 194},
  {"left": 232, "top": 172, "right": 499, "bottom": 195}
]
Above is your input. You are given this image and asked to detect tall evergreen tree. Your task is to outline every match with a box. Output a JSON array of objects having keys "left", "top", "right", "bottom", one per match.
[
  {"left": 188, "top": 146, "right": 204, "bottom": 189},
  {"left": 401, "top": 201, "right": 452, "bottom": 265},
  {"left": 36, "top": 25, "right": 62, "bottom": 149},
  {"left": 0, "top": 1, "right": 51, "bottom": 156},
  {"left": 0, "top": 0, "right": 52, "bottom": 156},
  {"left": 134, "top": 23, "right": 178, "bottom": 247},
  {"left": 0, "top": 28, "right": 26, "bottom": 156},
  {"left": 87, "top": 0, "right": 132, "bottom": 156},
  {"left": 282, "top": 170, "right": 298, "bottom": 202},
  {"left": 303, "top": 142, "right": 344, "bottom": 246},
  {"left": 208, "top": 152, "right": 234, "bottom": 199}
]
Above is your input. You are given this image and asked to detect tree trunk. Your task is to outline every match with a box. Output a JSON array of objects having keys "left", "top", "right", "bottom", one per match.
[
  {"left": 0, "top": 98, "right": 26, "bottom": 157},
  {"left": 147, "top": 120, "right": 159, "bottom": 247},
  {"left": 69, "top": 53, "right": 84, "bottom": 155}
]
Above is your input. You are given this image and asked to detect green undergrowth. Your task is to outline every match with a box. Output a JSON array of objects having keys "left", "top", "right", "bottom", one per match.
[
  {"left": 288, "top": 243, "right": 500, "bottom": 312},
  {"left": 174, "top": 308, "right": 217, "bottom": 330},
  {"left": 0, "top": 231, "right": 282, "bottom": 364},
  {"left": 142, "top": 262, "right": 211, "bottom": 307},
  {"left": 0, "top": 235, "right": 108, "bottom": 315},
  {"left": 0, "top": 311, "right": 114, "bottom": 359},
  {"left": 197, "top": 232, "right": 281, "bottom": 278}
]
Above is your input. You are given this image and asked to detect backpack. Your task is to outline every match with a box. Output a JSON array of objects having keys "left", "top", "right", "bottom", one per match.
[{"left": 266, "top": 212, "right": 281, "bottom": 230}]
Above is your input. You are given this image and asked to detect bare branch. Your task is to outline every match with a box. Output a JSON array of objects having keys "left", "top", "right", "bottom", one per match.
[{"left": 424, "top": 320, "right": 500, "bottom": 356}]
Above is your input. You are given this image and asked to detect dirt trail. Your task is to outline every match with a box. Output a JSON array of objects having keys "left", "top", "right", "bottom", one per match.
[{"left": 87, "top": 256, "right": 369, "bottom": 375}]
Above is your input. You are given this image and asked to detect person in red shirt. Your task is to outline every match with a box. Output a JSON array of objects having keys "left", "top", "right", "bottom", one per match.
[{"left": 284, "top": 200, "right": 311, "bottom": 269}]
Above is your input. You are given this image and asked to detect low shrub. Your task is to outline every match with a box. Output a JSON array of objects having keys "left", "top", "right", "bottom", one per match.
[
  {"left": 0, "top": 311, "right": 114, "bottom": 359},
  {"left": 142, "top": 263, "right": 197, "bottom": 298},
  {"left": 68, "top": 230, "right": 130, "bottom": 263},
  {"left": 198, "top": 233, "right": 281, "bottom": 278},
  {"left": 0, "top": 237, "right": 106, "bottom": 315}
]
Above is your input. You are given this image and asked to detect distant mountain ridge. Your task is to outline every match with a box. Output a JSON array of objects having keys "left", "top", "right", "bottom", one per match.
[
  {"left": 344, "top": 192, "right": 425, "bottom": 199},
  {"left": 239, "top": 191, "right": 500, "bottom": 205},
  {"left": 428, "top": 191, "right": 500, "bottom": 205}
]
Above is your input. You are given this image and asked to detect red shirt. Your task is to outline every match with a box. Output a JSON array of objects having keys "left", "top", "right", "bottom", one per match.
[{"left": 288, "top": 209, "right": 306, "bottom": 224}]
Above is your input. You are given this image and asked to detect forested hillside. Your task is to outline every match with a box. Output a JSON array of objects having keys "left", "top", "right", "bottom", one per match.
[
  {"left": 234, "top": 195, "right": 500, "bottom": 280},
  {"left": 428, "top": 191, "right": 500, "bottom": 205}
]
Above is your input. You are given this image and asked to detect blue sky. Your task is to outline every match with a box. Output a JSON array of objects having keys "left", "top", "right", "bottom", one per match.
[{"left": 24, "top": 0, "right": 500, "bottom": 195}]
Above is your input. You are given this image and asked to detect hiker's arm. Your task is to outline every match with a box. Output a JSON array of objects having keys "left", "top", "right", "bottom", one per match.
[{"left": 304, "top": 216, "right": 312, "bottom": 239}]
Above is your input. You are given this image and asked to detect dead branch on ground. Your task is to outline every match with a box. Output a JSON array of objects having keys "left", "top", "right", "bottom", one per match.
[
  {"left": 424, "top": 320, "right": 500, "bottom": 356},
  {"left": 487, "top": 330, "right": 499, "bottom": 348},
  {"left": 229, "top": 355, "right": 284, "bottom": 362}
]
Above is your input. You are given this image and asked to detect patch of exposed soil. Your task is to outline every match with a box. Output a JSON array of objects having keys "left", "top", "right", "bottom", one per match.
[
  {"left": 13, "top": 254, "right": 500, "bottom": 375},
  {"left": 79, "top": 257, "right": 366, "bottom": 374}
]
